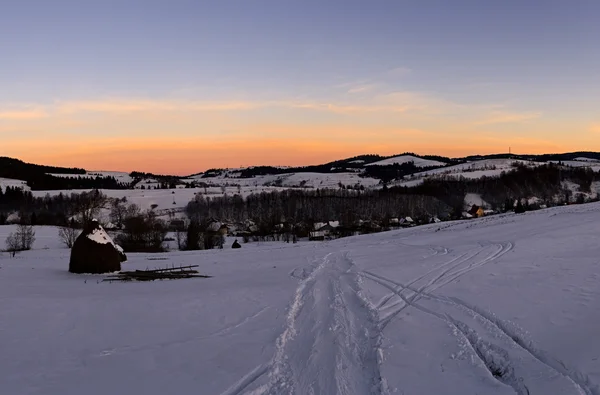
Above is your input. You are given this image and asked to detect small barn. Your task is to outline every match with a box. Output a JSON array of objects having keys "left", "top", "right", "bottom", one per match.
[
  {"left": 317, "top": 223, "right": 335, "bottom": 236},
  {"left": 69, "top": 220, "right": 127, "bottom": 274}
]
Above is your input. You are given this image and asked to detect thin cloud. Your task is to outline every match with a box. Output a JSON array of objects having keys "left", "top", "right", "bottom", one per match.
[
  {"left": 0, "top": 107, "right": 48, "bottom": 120},
  {"left": 1, "top": 93, "right": 540, "bottom": 125},
  {"left": 475, "top": 111, "right": 542, "bottom": 125},
  {"left": 56, "top": 99, "right": 260, "bottom": 114},
  {"left": 288, "top": 101, "right": 409, "bottom": 114},
  {"left": 54, "top": 98, "right": 414, "bottom": 116}
]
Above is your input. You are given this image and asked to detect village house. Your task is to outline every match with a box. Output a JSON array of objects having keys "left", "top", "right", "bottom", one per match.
[{"left": 468, "top": 205, "right": 485, "bottom": 218}]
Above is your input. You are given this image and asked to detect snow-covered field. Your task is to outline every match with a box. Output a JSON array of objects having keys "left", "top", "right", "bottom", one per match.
[
  {"left": 0, "top": 177, "right": 30, "bottom": 192},
  {"left": 365, "top": 154, "right": 447, "bottom": 168},
  {"left": 24, "top": 186, "right": 295, "bottom": 214},
  {"left": 188, "top": 171, "right": 381, "bottom": 189},
  {"left": 550, "top": 160, "right": 600, "bottom": 172},
  {"left": 395, "top": 159, "right": 543, "bottom": 187},
  {"left": 48, "top": 171, "right": 134, "bottom": 184},
  {"left": 2, "top": 203, "right": 600, "bottom": 394}
]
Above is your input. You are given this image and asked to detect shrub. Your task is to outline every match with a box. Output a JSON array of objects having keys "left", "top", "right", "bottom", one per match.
[{"left": 58, "top": 226, "right": 80, "bottom": 249}]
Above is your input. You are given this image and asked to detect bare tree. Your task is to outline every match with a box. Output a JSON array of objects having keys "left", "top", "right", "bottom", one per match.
[
  {"left": 5, "top": 233, "right": 20, "bottom": 257},
  {"left": 58, "top": 226, "right": 80, "bottom": 248},
  {"left": 4, "top": 224, "right": 35, "bottom": 255},
  {"left": 17, "top": 224, "right": 35, "bottom": 250},
  {"left": 109, "top": 199, "right": 128, "bottom": 228},
  {"left": 76, "top": 189, "right": 107, "bottom": 225},
  {"left": 125, "top": 203, "right": 141, "bottom": 219}
]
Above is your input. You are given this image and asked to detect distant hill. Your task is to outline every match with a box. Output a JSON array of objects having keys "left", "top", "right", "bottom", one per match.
[
  {"left": 0, "top": 157, "right": 127, "bottom": 190},
  {"left": 2, "top": 151, "right": 600, "bottom": 191},
  {"left": 365, "top": 155, "right": 447, "bottom": 168}
]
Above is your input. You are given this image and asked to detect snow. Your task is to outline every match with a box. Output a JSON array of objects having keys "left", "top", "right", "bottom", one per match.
[
  {"left": 395, "top": 159, "right": 544, "bottom": 188},
  {"left": 3, "top": 203, "right": 600, "bottom": 394},
  {"left": 550, "top": 160, "right": 600, "bottom": 171},
  {"left": 416, "top": 159, "right": 540, "bottom": 177},
  {"left": 26, "top": 186, "right": 289, "bottom": 217},
  {"left": 365, "top": 155, "right": 446, "bottom": 168},
  {"left": 464, "top": 193, "right": 489, "bottom": 210},
  {"left": 189, "top": 171, "right": 381, "bottom": 189},
  {"left": 48, "top": 171, "right": 133, "bottom": 184},
  {"left": 573, "top": 157, "right": 600, "bottom": 163},
  {"left": 86, "top": 221, "right": 124, "bottom": 253},
  {"left": 0, "top": 177, "right": 30, "bottom": 192}
]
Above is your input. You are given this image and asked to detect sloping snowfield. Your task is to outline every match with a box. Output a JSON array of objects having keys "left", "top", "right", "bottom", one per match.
[
  {"left": 365, "top": 155, "right": 446, "bottom": 168},
  {"left": 2, "top": 203, "right": 600, "bottom": 394}
]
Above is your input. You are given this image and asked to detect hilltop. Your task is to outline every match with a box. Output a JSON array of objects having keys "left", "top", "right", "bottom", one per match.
[{"left": 2, "top": 152, "right": 600, "bottom": 192}]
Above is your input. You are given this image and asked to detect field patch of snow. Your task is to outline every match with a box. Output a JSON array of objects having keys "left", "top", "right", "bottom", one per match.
[
  {"left": 28, "top": 186, "right": 315, "bottom": 219},
  {"left": 365, "top": 155, "right": 446, "bottom": 168},
  {"left": 48, "top": 171, "right": 133, "bottom": 184},
  {"left": 3, "top": 203, "right": 600, "bottom": 394},
  {"left": 416, "top": 159, "right": 540, "bottom": 178},
  {"left": 395, "top": 159, "right": 544, "bottom": 187},
  {"left": 573, "top": 157, "right": 600, "bottom": 163},
  {"left": 189, "top": 171, "right": 381, "bottom": 189},
  {"left": 550, "top": 160, "right": 600, "bottom": 171},
  {"left": 0, "top": 177, "right": 30, "bottom": 192}
]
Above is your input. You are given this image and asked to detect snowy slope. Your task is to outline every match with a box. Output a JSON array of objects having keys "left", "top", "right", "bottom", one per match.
[
  {"left": 189, "top": 171, "right": 381, "bottom": 189},
  {"left": 48, "top": 171, "right": 133, "bottom": 184},
  {"left": 395, "top": 159, "right": 543, "bottom": 187},
  {"left": 415, "top": 158, "right": 541, "bottom": 177},
  {"left": 573, "top": 157, "right": 600, "bottom": 163},
  {"left": 0, "top": 177, "right": 29, "bottom": 192},
  {"left": 365, "top": 154, "right": 446, "bottom": 168},
  {"left": 2, "top": 203, "right": 600, "bottom": 394},
  {"left": 27, "top": 186, "right": 289, "bottom": 215},
  {"left": 550, "top": 160, "right": 600, "bottom": 171}
]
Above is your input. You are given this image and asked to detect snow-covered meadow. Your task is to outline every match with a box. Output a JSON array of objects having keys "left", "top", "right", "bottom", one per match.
[{"left": 2, "top": 202, "right": 600, "bottom": 394}]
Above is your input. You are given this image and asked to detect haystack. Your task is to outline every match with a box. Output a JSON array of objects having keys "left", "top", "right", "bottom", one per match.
[{"left": 69, "top": 220, "right": 127, "bottom": 274}]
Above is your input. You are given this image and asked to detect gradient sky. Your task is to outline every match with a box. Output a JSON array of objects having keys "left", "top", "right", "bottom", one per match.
[{"left": 1, "top": 0, "right": 599, "bottom": 175}]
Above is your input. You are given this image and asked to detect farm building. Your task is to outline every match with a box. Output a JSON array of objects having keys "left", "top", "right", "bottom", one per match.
[{"left": 69, "top": 220, "right": 127, "bottom": 274}]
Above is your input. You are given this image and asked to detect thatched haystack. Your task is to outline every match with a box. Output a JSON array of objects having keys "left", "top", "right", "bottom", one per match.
[{"left": 69, "top": 220, "right": 127, "bottom": 274}]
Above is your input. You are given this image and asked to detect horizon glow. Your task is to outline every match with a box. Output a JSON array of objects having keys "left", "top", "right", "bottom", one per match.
[{"left": 2, "top": 0, "right": 599, "bottom": 175}]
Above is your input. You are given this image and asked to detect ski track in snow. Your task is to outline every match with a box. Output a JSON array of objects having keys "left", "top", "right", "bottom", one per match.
[
  {"left": 374, "top": 242, "right": 513, "bottom": 328},
  {"left": 359, "top": 244, "right": 599, "bottom": 395},
  {"left": 224, "top": 252, "right": 385, "bottom": 395}
]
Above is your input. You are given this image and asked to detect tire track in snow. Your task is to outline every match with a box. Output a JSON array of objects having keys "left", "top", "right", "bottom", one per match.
[
  {"left": 376, "top": 243, "right": 505, "bottom": 311},
  {"left": 362, "top": 270, "right": 598, "bottom": 395},
  {"left": 449, "top": 318, "right": 530, "bottom": 395},
  {"left": 376, "top": 249, "right": 478, "bottom": 310},
  {"left": 227, "top": 252, "right": 385, "bottom": 395},
  {"left": 374, "top": 243, "right": 513, "bottom": 327}
]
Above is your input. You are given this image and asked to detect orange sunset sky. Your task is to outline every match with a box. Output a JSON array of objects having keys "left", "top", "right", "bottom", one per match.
[{"left": 2, "top": 2, "right": 599, "bottom": 175}]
